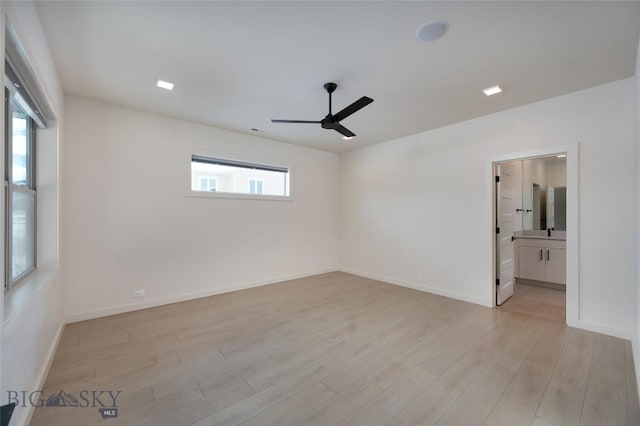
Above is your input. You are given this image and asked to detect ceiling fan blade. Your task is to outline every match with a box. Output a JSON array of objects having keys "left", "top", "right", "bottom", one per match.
[
  {"left": 334, "top": 125, "right": 355, "bottom": 138},
  {"left": 271, "top": 119, "right": 321, "bottom": 124},
  {"left": 333, "top": 96, "right": 374, "bottom": 122}
]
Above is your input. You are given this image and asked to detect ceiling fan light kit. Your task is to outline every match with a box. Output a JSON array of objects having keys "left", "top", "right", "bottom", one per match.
[{"left": 271, "top": 82, "right": 373, "bottom": 140}]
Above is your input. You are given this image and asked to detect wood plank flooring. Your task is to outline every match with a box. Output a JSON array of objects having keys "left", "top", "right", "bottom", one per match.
[{"left": 31, "top": 273, "right": 638, "bottom": 425}]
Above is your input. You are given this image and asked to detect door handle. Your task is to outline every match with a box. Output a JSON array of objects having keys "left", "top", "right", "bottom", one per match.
[
  {"left": 546, "top": 250, "right": 550, "bottom": 261},
  {"left": 539, "top": 249, "right": 543, "bottom": 261},
  {"left": 516, "top": 208, "right": 525, "bottom": 212}
]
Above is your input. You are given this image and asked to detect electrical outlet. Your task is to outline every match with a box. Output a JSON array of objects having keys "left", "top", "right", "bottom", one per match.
[{"left": 133, "top": 289, "right": 145, "bottom": 298}]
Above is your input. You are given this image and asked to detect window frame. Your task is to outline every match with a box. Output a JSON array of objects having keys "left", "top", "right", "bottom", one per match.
[
  {"left": 4, "top": 84, "right": 37, "bottom": 291},
  {"left": 187, "top": 150, "right": 293, "bottom": 201}
]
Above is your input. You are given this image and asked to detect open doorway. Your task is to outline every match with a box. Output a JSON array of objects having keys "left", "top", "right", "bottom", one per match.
[{"left": 494, "top": 154, "right": 568, "bottom": 317}]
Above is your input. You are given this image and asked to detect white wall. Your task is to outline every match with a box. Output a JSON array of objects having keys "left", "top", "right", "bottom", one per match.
[
  {"left": 62, "top": 96, "right": 339, "bottom": 321},
  {"left": 340, "top": 78, "right": 636, "bottom": 337},
  {"left": 0, "top": 1, "right": 64, "bottom": 425}
]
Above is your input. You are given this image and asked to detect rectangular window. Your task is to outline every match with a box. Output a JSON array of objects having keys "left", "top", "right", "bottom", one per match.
[
  {"left": 5, "top": 87, "right": 37, "bottom": 289},
  {"left": 199, "top": 177, "right": 217, "bottom": 192},
  {"left": 248, "top": 179, "right": 264, "bottom": 195},
  {"left": 191, "top": 155, "right": 289, "bottom": 198}
]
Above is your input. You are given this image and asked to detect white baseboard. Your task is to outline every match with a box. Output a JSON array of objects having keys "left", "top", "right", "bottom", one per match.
[
  {"left": 342, "top": 268, "right": 635, "bottom": 342},
  {"left": 64, "top": 266, "right": 632, "bottom": 341},
  {"left": 20, "top": 319, "right": 65, "bottom": 426},
  {"left": 568, "top": 319, "right": 632, "bottom": 340},
  {"left": 65, "top": 268, "right": 338, "bottom": 323},
  {"left": 339, "top": 267, "right": 490, "bottom": 307}
]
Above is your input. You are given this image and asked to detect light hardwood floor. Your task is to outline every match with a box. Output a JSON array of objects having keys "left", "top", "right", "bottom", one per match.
[{"left": 31, "top": 273, "right": 639, "bottom": 425}]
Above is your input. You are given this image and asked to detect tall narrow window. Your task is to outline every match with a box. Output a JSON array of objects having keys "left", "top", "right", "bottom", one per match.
[{"left": 4, "top": 87, "right": 37, "bottom": 289}]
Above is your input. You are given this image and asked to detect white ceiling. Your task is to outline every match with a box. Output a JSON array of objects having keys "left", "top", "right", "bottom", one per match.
[{"left": 35, "top": 1, "right": 640, "bottom": 153}]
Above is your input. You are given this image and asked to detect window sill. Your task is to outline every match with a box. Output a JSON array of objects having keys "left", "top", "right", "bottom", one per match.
[
  {"left": 4, "top": 268, "right": 56, "bottom": 324},
  {"left": 185, "top": 191, "right": 293, "bottom": 202}
]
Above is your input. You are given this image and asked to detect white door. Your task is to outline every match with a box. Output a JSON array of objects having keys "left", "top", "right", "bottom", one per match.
[{"left": 496, "top": 163, "right": 515, "bottom": 305}]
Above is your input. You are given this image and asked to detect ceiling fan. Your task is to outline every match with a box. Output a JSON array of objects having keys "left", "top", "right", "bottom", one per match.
[{"left": 271, "top": 82, "right": 373, "bottom": 139}]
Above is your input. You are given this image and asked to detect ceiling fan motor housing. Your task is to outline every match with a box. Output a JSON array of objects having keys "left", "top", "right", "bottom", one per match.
[
  {"left": 321, "top": 116, "right": 339, "bottom": 129},
  {"left": 323, "top": 82, "right": 338, "bottom": 94}
]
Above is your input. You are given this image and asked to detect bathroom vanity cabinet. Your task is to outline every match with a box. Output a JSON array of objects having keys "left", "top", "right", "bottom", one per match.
[{"left": 515, "top": 238, "right": 566, "bottom": 285}]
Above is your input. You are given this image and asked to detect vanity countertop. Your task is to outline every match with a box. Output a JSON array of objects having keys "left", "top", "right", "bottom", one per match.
[{"left": 513, "top": 231, "right": 566, "bottom": 241}]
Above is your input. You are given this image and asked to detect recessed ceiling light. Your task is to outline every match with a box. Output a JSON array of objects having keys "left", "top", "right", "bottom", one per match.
[
  {"left": 482, "top": 85, "right": 502, "bottom": 96},
  {"left": 557, "top": 154, "right": 567, "bottom": 158},
  {"left": 342, "top": 136, "right": 354, "bottom": 141},
  {"left": 416, "top": 20, "right": 449, "bottom": 42},
  {"left": 156, "top": 79, "right": 174, "bottom": 90}
]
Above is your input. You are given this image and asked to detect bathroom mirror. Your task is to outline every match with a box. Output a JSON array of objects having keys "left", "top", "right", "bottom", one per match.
[{"left": 522, "top": 157, "right": 566, "bottom": 231}]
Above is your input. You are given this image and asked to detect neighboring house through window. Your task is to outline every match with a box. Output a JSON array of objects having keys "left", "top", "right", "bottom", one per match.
[{"left": 190, "top": 155, "right": 289, "bottom": 198}]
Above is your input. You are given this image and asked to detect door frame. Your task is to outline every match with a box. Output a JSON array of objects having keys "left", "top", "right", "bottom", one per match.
[{"left": 487, "top": 144, "right": 579, "bottom": 326}]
